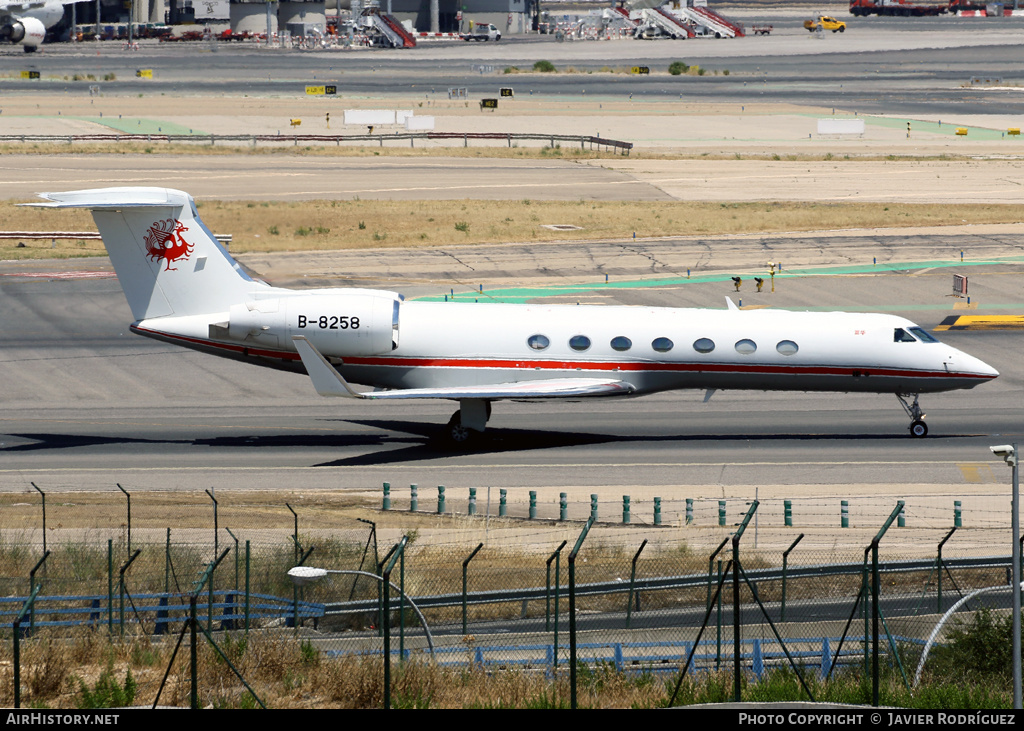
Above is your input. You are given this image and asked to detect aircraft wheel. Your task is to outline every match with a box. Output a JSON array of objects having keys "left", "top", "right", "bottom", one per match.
[
  {"left": 449, "top": 422, "right": 475, "bottom": 444},
  {"left": 445, "top": 410, "right": 474, "bottom": 445},
  {"left": 909, "top": 420, "right": 928, "bottom": 438}
]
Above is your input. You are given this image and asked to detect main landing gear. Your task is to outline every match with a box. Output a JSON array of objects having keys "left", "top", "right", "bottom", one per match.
[
  {"left": 896, "top": 393, "right": 928, "bottom": 438},
  {"left": 445, "top": 399, "right": 492, "bottom": 445}
]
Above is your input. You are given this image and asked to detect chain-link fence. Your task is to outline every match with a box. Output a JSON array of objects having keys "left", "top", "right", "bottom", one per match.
[{"left": 1, "top": 485, "right": 1018, "bottom": 708}]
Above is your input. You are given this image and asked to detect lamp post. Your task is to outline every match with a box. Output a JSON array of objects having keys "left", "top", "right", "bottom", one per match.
[
  {"left": 287, "top": 563, "right": 435, "bottom": 709},
  {"left": 991, "top": 443, "right": 1021, "bottom": 710}
]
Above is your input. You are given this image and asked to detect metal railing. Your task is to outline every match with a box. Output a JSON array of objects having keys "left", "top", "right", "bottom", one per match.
[{"left": 0, "top": 132, "right": 633, "bottom": 154}]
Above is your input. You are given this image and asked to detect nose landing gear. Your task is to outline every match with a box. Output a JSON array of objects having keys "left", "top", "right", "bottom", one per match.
[{"left": 897, "top": 393, "right": 928, "bottom": 438}]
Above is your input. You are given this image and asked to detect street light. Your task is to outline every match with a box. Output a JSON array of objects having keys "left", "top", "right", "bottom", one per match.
[
  {"left": 287, "top": 566, "right": 328, "bottom": 586},
  {"left": 287, "top": 564, "right": 435, "bottom": 709},
  {"left": 991, "top": 443, "right": 1021, "bottom": 710}
]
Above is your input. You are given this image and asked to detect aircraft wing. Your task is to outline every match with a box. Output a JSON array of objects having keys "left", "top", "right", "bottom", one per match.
[
  {"left": 292, "top": 336, "right": 636, "bottom": 400},
  {"left": 1, "top": 1, "right": 51, "bottom": 14},
  {"left": 358, "top": 378, "right": 636, "bottom": 400}
]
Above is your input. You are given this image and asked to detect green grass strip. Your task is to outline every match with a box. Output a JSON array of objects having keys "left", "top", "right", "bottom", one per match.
[{"left": 415, "top": 257, "right": 1024, "bottom": 305}]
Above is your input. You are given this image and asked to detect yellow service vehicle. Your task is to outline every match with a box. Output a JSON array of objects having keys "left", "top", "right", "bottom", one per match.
[{"left": 804, "top": 16, "right": 847, "bottom": 32}]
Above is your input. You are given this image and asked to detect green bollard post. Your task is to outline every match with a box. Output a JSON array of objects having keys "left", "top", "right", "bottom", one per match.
[
  {"left": 954, "top": 500, "right": 962, "bottom": 527},
  {"left": 499, "top": 489, "right": 507, "bottom": 517},
  {"left": 437, "top": 485, "right": 446, "bottom": 514},
  {"left": 898, "top": 503, "right": 906, "bottom": 528},
  {"left": 529, "top": 491, "right": 537, "bottom": 519},
  {"left": 591, "top": 494, "right": 598, "bottom": 522},
  {"left": 382, "top": 482, "right": 391, "bottom": 511},
  {"left": 469, "top": 487, "right": 477, "bottom": 516},
  {"left": 560, "top": 492, "right": 568, "bottom": 521},
  {"left": 841, "top": 500, "right": 850, "bottom": 528},
  {"left": 409, "top": 484, "right": 418, "bottom": 512},
  {"left": 622, "top": 495, "right": 630, "bottom": 524},
  {"left": 718, "top": 500, "right": 726, "bottom": 527},
  {"left": 785, "top": 500, "right": 793, "bottom": 527},
  {"left": 654, "top": 497, "right": 661, "bottom": 525},
  {"left": 686, "top": 498, "right": 693, "bottom": 525}
]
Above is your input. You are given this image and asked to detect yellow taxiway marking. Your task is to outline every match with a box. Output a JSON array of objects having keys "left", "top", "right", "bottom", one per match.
[
  {"left": 934, "top": 314, "right": 1024, "bottom": 330},
  {"left": 957, "top": 462, "right": 998, "bottom": 484}
]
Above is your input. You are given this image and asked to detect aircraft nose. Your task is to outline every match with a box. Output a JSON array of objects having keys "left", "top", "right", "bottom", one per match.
[{"left": 952, "top": 351, "right": 999, "bottom": 380}]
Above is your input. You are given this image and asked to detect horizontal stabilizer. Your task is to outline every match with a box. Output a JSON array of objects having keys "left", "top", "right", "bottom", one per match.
[
  {"left": 292, "top": 336, "right": 636, "bottom": 401},
  {"left": 26, "top": 187, "right": 191, "bottom": 209}
]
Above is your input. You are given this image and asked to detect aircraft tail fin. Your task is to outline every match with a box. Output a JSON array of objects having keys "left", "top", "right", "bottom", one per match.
[{"left": 27, "top": 187, "right": 256, "bottom": 321}]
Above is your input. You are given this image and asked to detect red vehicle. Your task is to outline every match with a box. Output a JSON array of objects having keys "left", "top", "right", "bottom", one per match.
[{"left": 849, "top": 0, "right": 948, "bottom": 15}]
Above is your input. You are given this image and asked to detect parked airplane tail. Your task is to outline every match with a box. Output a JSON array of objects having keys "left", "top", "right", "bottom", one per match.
[{"left": 28, "top": 187, "right": 257, "bottom": 321}]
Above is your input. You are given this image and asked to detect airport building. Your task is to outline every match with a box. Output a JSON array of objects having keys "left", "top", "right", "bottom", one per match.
[
  {"left": 179, "top": 0, "right": 535, "bottom": 34},
  {"left": 72, "top": 0, "right": 539, "bottom": 38}
]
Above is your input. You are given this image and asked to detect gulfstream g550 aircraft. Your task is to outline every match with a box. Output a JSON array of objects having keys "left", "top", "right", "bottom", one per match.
[{"left": 30, "top": 187, "right": 998, "bottom": 443}]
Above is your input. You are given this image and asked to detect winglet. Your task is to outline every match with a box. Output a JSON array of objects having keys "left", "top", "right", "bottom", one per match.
[{"left": 292, "top": 336, "right": 366, "bottom": 398}]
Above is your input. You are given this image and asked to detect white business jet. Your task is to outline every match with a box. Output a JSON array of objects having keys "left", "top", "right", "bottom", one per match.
[
  {"left": 1, "top": 0, "right": 73, "bottom": 51},
  {"left": 29, "top": 187, "right": 999, "bottom": 444}
]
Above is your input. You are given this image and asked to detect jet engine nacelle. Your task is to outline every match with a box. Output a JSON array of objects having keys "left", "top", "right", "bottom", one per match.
[
  {"left": 2, "top": 17, "right": 46, "bottom": 51},
  {"left": 227, "top": 293, "right": 400, "bottom": 356}
]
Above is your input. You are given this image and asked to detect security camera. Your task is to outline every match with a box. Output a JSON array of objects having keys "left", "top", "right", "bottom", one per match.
[{"left": 991, "top": 444, "right": 1018, "bottom": 466}]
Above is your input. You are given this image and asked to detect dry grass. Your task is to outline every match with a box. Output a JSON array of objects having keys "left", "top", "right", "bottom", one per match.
[
  {"left": 0, "top": 141, "right": 634, "bottom": 158},
  {"left": 0, "top": 628, "right": 669, "bottom": 708},
  {"left": 5, "top": 198, "right": 1024, "bottom": 261},
  {"left": 0, "top": 141, "right": 998, "bottom": 163}
]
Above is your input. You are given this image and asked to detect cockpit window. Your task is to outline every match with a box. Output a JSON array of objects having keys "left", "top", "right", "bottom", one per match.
[
  {"left": 908, "top": 327, "right": 939, "bottom": 343},
  {"left": 893, "top": 328, "right": 917, "bottom": 343}
]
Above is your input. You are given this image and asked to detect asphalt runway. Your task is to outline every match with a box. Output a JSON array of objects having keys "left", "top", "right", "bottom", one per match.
[
  {"left": 3, "top": 14, "right": 1024, "bottom": 499},
  {"left": 2, "top": 235, "right": 1021, "bottom": 495},
  {"left": 5, "top": 13, "right": 1024, "bottom": 115}
]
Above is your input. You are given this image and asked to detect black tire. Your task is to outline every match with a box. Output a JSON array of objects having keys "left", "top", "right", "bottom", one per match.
[
  {"left": 910, "top": 420, "right": 928, "bottom": 438},
  {"left": 449, "top": 422, "right": 475, "bottom": 444}
]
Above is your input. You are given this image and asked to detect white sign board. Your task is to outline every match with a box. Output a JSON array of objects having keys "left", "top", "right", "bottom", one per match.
[
  {"left": 193, "top": 0, "right": 228, "bottom": 19},
  {"left": 405, "top": 115, "right": 435, "bottom": 131},
  {"left": 344, "top": 109, "right": 396, "bottom": 126},
  {"left": 395, "top": 110, "right": 415, "bottom": 125},
  {"left": 817, "top": 118, "right": 865, "bottom": 135}
]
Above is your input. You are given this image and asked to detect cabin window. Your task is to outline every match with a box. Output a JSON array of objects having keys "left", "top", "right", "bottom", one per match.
[
  {"left": 735, "top": 339, "right": 757, "bottom": 355},
  {"left": 527, "top": 334, "right": 550, "bottom": 351},
  {"left": 908, "top": 327, "right": 938, "bottom": 343},
  {"left": 776, "top": 340, "right": 799, "bottom": 356},
  {"left": 611, "top": 336, "right": 632, "bottom": 352},
  {"left": 569, "top": 335, "right": 591, "bottom": 352},
  {"left": 894, "top": 328, "right": 917, "bottom": 343},
  {"left": 693, "top": 338, "right": 715, "bottom": 354},
  {"left": 652, "top": 337, "right": 674, "bottom": 353}
]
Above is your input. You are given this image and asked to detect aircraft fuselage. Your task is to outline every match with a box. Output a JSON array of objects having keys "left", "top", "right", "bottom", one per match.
[{"left": 133, "top": 298, "right": 997, "bottom": 398}]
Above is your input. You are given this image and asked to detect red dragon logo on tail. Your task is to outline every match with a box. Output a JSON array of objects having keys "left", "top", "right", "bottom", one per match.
[{"left": 144, "top": 218, "right": 194, "bottom": 271}]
